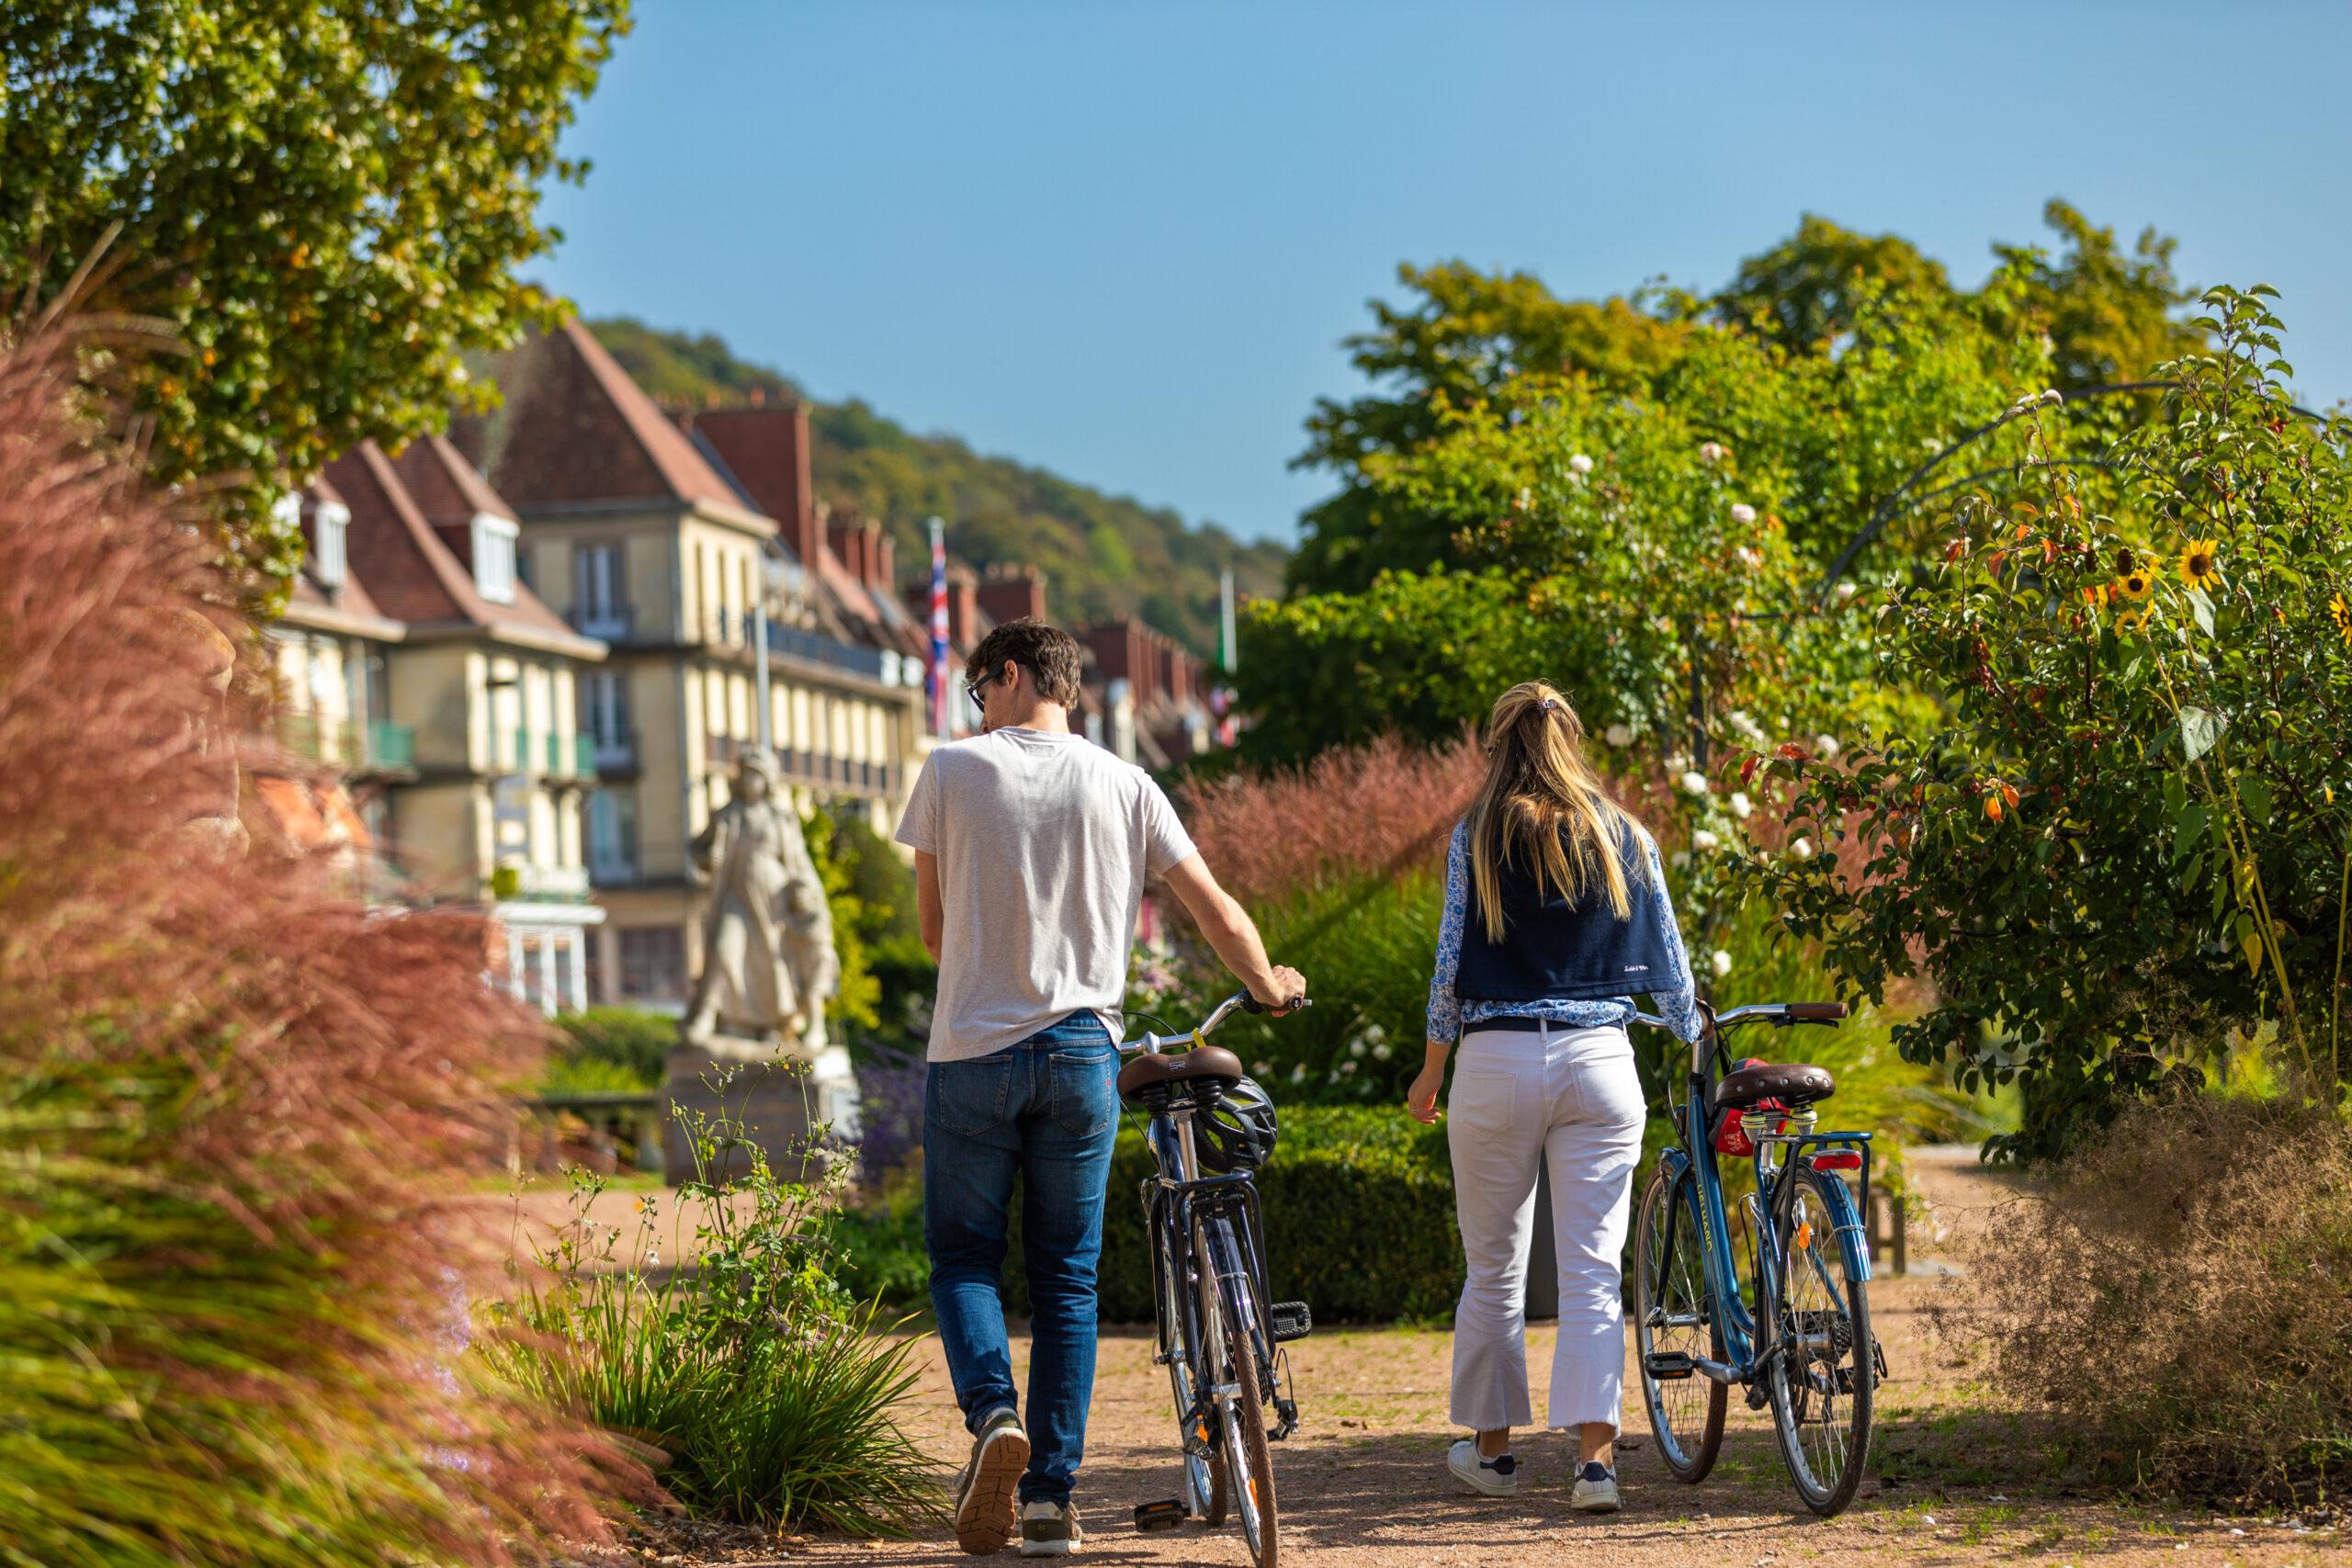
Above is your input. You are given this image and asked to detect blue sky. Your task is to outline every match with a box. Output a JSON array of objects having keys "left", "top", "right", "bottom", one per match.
[{"left": 534, "top": 1, "right": 2352, "bottom": 547}]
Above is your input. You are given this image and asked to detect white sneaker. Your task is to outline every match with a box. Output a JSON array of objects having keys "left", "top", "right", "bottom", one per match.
[
  {"left": 953, "top": 1408, "right": 1029, "bottom": 1554},
  {"left": 1447, "top": 1438, "right": 1520, "bottom": 1496},
  {"left": 1570, "top": 1460, "right": 1620, "bottom": 1513},
  {"left": 1018, "top": 1498, "right": 1082, "bottom": 1556}
]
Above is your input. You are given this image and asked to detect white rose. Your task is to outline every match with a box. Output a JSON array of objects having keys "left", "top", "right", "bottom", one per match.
[
  {"left": 1253, "top": 1061, "right": 1272, "bottom": 1077},
  {"left": 1349, "top": 1039, "right": 1367, "bottom": 1059},
  {"left": 1691, "top": 829, "right": 1721, "bottom": 852},
  {"left": 1736, "top": 546, "right": 1761, "bottom": 570},
  {"left": 1727, "top": 709, "right": 1767, "bottom": 743},
  {"left": 1568, "top": 453, "right": 1594, "bottom": 475},
  {"left": 1290, "top": 1063, "right": 1308, "bottom": 1084},
  {"left": 1339, "top": 1059, "right": 1359, "bottom": 1077},
  {"left": 1711, "top": 949, "right": 1734, "bottom": 977},
  {"left": 1363, "top": 1022, "right": 1385, "bottom": 1044},
  {"left": 1729, "top": 791, "right": 1753, "bottom": 819},
  {"left": 1834, "top": 582, "right": 1858, "bottom": 603},
  {"left": 1373, "top": 1043, "right": 1393, "bottom": 1061},
  {"left": 1670, "top": 850, "right": 1691, "bottom": 869},
  {"left": 1603, "top": 722, "right": 1634, "bottom": 748},
  {"left": 1730, "top": 502, "right": 1758, "bottom": 525},
  {"left": 1790, "top": 836, "right": 1814, "bottom": 861},
  {"left": 1679, "top": 770, "right": 1711, "bottom": 796},
  {"left": 1815, "top": 733, "right": 1841, "bottom": 759},
  {"left": 1698, "top": 441, "right": 1726, "bottom": 464}
]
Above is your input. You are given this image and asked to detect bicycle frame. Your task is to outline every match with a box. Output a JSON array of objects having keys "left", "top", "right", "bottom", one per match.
[{"left": 1637, "top": 1006, "right": 1874, "bottom": 1393}]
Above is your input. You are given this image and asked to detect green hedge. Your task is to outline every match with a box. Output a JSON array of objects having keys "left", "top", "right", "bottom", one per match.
[{"left": 828, "top": 1107, "right": 1465, "bottom": 1324}]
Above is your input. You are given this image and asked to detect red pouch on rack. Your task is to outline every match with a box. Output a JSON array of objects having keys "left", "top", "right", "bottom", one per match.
[{"left": 1710, "top": 1057, "right": 1785, "bottom": 1156}]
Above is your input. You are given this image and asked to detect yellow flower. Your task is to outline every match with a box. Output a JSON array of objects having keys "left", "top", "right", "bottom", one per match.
[
  {"left": 2117, "top": 568, "right": 2154, "bottom": 603},
  {"left": 2115, "top": 607, "right": 2150, "bottom": 636},
  {"left": 2179, "top": 540, "right": 2222, "bottom": 589},
  {"left": 2082, "top": 582, "right": 2111, "bottom": 609},
  {"left": 2332, "top": 592, "right": 2352, "bottom": 643}
]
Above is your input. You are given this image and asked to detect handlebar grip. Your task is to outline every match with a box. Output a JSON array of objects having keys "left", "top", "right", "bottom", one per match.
[
  {"left": 1240, "top": 992, "right": 1311, "bottom": 1015},
  {"left": 1787, "top": 1001, "right": 1849, "bottom": 1022}
]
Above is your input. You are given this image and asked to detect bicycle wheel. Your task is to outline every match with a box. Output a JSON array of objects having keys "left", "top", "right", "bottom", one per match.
[
  {"left": 1199, "top": 1216, "right": 1277, "bottom": 1568},
  {"left": 1153, "top": 1210, "right": 1227, "bottom": 1525},
  {"left": 1632, "top": 1163, "right": 1727, "bottom": 1482},
  {"left": 1765, "top": 1166, "right": 1875, "bottom": 1517}
]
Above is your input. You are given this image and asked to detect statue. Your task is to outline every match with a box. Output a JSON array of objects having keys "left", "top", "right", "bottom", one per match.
[{"left": 681, "top": 748, "right": 839, "bottom": 1052}]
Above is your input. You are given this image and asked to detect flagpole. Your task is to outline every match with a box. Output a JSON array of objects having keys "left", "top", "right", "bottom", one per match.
[
  {"left": 1219, "top": 567, "right": 1237, "bottom": 672},
  {"left": 928, "top": 516, "right": 951, "bottom": 739}
]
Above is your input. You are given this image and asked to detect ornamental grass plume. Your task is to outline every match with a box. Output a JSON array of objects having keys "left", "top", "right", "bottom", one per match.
[{"left": 0, "top": 340, "right": 625, "bottom": 1565}]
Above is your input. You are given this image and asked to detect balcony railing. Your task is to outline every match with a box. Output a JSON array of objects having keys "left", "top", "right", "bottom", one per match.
[
  {"left": 573, "top": 735, "right": 599, "bottom": 774},
  {"left": 765, "top": 622, "right": 888, "bottom": 682},
  {"left": 367, "top": 721, "right": 415, "bottom": 770},
  {"left": 491, "top": 863, "right": 595, "bottom": 905},
  {"left": 568, "top": 603, "right": 637, "bottom": 643},
  {"left": 589, "top": 727, "right": 638, "bottom": 772}
]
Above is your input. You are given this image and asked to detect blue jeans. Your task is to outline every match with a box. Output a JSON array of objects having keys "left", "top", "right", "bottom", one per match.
[{"left": 924, "top": 1012, "right": 1120, "bottom": 1505}]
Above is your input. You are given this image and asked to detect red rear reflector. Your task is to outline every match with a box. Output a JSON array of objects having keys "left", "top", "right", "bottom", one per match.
[{"left": 1810, "top": 1151, "right": 1863, "bottom": 1171}]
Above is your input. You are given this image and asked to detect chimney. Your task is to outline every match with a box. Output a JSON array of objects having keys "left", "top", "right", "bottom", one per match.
[
  {"left": 871, "top": 528, "right": 897, "bottom": 595},
  {"left": 946, "top": 566, "right": 981, "bottom": 649},
  {"left": 976, "top": 564, "right": 1046, "bottom": 626},
  {"left": 827, "top": 518, "right": 865, "bottom": 583}
]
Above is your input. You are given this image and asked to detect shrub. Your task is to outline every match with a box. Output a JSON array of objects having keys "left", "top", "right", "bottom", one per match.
[
  {"left": 549, "top": 1005, "right": 678, "bottom": 1090},
  {"left": 485, "top": 1069, "right": 941, "bottom": 1536},
  {"left": 1753, "top": 287, "right": 2352, "bottom": 1157},
  {"left": 0, "top": 341, "right": 615, "bottom": 1563},
  {"left": 1951, "top": 1091, "right": 2352, "bottom": 1501}
]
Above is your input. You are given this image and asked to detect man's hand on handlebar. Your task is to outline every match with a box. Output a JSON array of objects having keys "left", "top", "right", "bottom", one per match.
[{"left": 1249, "top": 965, "right": 1309, "bottom": 1016}]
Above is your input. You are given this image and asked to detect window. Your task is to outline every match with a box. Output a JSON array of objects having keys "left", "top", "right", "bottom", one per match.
[
  {"left": 472, "top": 513, "right": 519, "bottom": 604},
  {"left": 617, "top": 926, "right": 684, "bottom": 1001},
  {"left": 588, "top": 787, "right": 638, "bottom": 881},
  {"left": 574, "top": 542, "right": 627, "bottom": 637},
  {"left": 580, "top": 670, "right": 631, "bottom": 755},
  {"left": 311, "top": 500, "right": 349, "bottom": 590}
]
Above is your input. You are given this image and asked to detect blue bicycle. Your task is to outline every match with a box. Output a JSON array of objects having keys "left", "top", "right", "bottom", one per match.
[{"left": 1629, "top": 999, "right": 1884, "bottom": 1517}]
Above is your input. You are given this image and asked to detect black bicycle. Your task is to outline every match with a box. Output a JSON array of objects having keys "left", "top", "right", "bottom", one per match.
[{"left": 1119, "top": 991, "right": 1313, "bottom": 1568}]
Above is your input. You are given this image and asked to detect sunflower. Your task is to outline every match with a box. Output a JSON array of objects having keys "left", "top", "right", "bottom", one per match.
[
  {"left": 2179, "top": 539, "right": 2222, "bottom": 589},
  {"left": 2333, "top": 592, "right": 2352, "bottom": 643},
  {"left": 2117, "top": 567, "right": 2155, "bottom": 602},
  {"left": 2115, "top": 607, "right": 2151, "bottom": 636}
]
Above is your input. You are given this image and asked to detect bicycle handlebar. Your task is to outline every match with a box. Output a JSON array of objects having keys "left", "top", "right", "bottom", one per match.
[
  {"left": 1630, "top": 999, "right": 1847, "bottom": 1075},
  {"left": 1123, "top": 989, "right": 1311, "bottom": 1055}
]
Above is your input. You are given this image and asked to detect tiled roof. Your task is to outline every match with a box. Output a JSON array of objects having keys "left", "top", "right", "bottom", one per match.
[
  {"left": 323, "top": 440, "right": 600, "bottom": 655},
  {"left": 453, "top": 319, "right": 756, "bottom": 519},
  {"left": 390, "top": 434, "right": 519, "bottom": 527}
]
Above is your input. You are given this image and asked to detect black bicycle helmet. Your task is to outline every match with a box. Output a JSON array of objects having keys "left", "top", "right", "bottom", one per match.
[{"left": 1194, "top": 1075, "right": 1279, "bottom": 1174}]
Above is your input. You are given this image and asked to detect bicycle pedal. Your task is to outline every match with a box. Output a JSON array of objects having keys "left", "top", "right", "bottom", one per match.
[
  {"left": 1272, "top": 1397, "right": 1299, "bottom": 1441},
  {"left": 1182, "top": 1408, "right": 1217, "bottom": 1458},
  {"left": 1643, "top": 1350, "right": 1695, "bottom": 1381},
  {"left": 1270, "top": 1300, "right": 1313, "bottom": 1342},
  {"left": 1134, "top": 1499, "right": 1189, "bottom": 1532}
]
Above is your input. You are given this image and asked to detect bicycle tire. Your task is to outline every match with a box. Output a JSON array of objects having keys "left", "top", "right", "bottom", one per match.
[
  {"left": 1152, "top": 1205, "right": 1227, "bottom": 1525},
  {"left": 1632, "top": 1164, "right": 1727, "bottom": 1483},
  {"left": 1764, "top": 1166, "right": 1874, "bottom": 1517},
  {"left": 1200, "top": 1215, "right": 1278, "bottom": 1568}
]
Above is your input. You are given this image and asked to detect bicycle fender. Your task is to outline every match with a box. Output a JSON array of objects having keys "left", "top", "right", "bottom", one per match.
[
  {"left": 1810, "top": 1169, "right": 1873, "bottom": 1282},
  {"left": 1659, "top": 1147, "right": 1691, "bottom": 1186}
]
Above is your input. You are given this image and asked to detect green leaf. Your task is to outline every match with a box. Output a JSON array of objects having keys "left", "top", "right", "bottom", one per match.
[
  {"left": 2173, "top": 802, "right": 2209, "bottom": 860},
  {"left": 2181, "top": 706, "right": 2227, "bottom": 763},
  {"left": 2238, "top": 775, "right": 2273, "bottom": 826},
  {"left": 2188, "top": 587, "right": 2214, "bottom": 636}
]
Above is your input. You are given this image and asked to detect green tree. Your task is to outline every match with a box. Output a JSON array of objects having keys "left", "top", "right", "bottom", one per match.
[
  {"left": 0, "top": 0, "right": 629, "bottom": 608},
  {"left": 1747, "top": 288, "right": 2352, "bottom": 1159}
]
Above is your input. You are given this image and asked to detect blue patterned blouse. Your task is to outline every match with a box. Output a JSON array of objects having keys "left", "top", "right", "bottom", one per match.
[{"left": 1427, "top": 818, "right": 1705, "bottom": 1045}]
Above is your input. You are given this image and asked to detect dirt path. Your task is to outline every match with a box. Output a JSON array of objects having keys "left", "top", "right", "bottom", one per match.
[{"left": 566, "top": 1152, "right": 2345, "bottom": 1565}]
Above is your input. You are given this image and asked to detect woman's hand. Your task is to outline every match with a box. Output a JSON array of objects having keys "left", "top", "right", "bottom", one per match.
[{"left": 1407, "top": 1052, "right": 1449, "bottom": 1124}]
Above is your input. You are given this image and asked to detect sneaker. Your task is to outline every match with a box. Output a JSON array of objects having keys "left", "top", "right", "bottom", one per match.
[
  {"left": 1018, "top": 1499, "right": 1082, "bottom": 1557},
  {"left": 1446, "top": 1437, "right": 1519, "bottom": 1496},
  {"left": 953, "top": 1407, "right": 1030, "bottom": 1554},
  {"left": 1569, "top": 1460, "right": 1620, "bottom": 1513}
]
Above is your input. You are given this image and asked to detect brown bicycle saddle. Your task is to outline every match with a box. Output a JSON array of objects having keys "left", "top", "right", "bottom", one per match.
[
  {"left": 1116, "top": 1044, "right": 1245, "bottom": 1103},
  {"left": 1711, "top": 1061, "right": 1836, "bottom": 1111}
]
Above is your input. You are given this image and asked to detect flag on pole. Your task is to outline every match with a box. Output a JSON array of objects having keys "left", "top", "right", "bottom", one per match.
[{"left": 927, "top": 517, "right": 951, "bottom": 739}]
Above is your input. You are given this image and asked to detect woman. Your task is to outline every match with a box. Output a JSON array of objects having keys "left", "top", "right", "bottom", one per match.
[{"left": 1408, "top": 682, "right": 1704, "bottom": 1515}]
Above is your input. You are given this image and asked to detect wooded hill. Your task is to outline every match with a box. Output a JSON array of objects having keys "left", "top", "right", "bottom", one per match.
[{"left": 589, "top": 318, "right": 1287, "bottom": 656}]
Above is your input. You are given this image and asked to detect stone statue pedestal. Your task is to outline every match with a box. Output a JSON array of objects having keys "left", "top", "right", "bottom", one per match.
[{"left": 660, "top": 1032, "right": 862, "bottom": 1184}]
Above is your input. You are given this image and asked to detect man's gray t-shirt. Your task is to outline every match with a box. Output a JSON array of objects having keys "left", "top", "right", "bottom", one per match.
[{"left": 895, "top": 727, "right": 1197, "bottom": 1063}]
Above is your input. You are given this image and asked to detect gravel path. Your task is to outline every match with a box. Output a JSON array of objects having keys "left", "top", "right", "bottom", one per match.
[{"left": 575, "top": 1155, "right": 2349, "bottom": 1566}]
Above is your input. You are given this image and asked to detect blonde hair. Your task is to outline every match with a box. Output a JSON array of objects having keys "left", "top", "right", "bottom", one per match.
[{"left": 1466, "top": 682, "right": 1632, "bottom": 942}]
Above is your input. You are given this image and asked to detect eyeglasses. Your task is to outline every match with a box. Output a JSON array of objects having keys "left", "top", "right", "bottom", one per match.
[{"left": 965, "top": 665, "right": 1006, "bottom": 710}]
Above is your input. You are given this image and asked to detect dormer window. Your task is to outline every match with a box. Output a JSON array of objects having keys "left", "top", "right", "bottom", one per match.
[
  {"left": 472, "top": 513, "right": 519, "bottom": 604},
  {"left": 311, "top": 500, "right": 349, "bottom": 590}
]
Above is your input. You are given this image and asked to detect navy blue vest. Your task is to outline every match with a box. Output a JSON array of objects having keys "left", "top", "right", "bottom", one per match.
[{"left": 1454, "top": 816, "right": 1677, "bottom": 1003}]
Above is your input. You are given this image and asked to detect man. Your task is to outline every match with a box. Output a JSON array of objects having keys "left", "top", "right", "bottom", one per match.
[{"left": 896, "top": 617, "right": 1304, "bottom": 1558}]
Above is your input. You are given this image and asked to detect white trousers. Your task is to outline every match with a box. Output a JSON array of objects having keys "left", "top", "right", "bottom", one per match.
[{"left": 1445, "top": 1022, "right": 1647, "bottom": 1433}]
